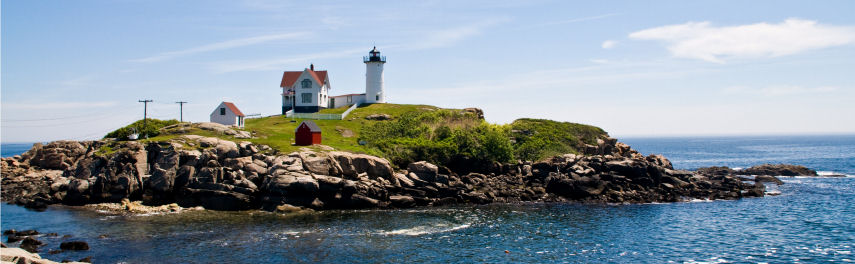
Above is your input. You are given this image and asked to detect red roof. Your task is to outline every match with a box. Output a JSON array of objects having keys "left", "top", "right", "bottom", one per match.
[
  {"left": 222, "top": 102, "right": 245, "bottom": 117},
  {"left": 280, "top": 69, "right": 328, "bottom": 88}
]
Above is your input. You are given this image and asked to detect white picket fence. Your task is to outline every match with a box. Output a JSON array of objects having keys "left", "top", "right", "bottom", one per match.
[{"left": 285, "top": 103, "right": 360, "bottom": 120}]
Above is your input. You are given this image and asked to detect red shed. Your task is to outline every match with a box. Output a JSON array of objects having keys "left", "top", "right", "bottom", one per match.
[{"left": 295, "top": 120, "right": 322, "bottom": 146}]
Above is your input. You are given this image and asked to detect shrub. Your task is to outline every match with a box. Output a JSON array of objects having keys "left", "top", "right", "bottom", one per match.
[
  {"left": 359, "top": 110, "right": 513, "bottom": 168},
  {"left": 104, "top": 118, "right": 180, "bottom": 140},
  {"left": 509, "top": 118, "right": 606, "bottom": 161},
  {"left": 360, "top": 111, "right": 608, "bottom": 167}
]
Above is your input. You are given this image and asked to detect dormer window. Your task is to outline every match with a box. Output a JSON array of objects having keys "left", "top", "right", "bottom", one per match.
[{"left": 301, "top": 79, "right": 312, "bottom": 88}]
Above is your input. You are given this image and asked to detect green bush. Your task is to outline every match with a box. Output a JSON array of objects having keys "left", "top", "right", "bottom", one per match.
[
  {"left": 509, "top": 118, "right": 606, "bottom": 161},
  {"left": 104, "top": 118, "right": 180, "bottom": 140},
  {"left": 359, "top": 110, "right": 513, "bottom": 167},
  {"left": 359, "top": 112, "right": 607, "bottom": 167}
]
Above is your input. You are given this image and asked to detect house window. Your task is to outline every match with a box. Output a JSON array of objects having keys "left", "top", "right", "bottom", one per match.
[
  {"left": 376, "top": 95, "right": 379, "bottom": 101},
  {"left": 301, "top": 79, "right": 312, "bottom": 88},
  {"left": 301, "top": 93, "right": 312, "bottom": 103},
  {"left": 220, "top": 108, "right": 226, "bottom": 115}
]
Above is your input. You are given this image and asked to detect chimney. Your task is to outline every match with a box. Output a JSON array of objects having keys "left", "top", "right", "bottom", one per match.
[{"left": 310, "top": 64, "right": 314, "bottom": 71}]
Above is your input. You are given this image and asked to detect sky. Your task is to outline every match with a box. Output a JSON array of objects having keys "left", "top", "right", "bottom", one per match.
[{"left": 2, "top": 0, "right": 855, "bottom": 142}]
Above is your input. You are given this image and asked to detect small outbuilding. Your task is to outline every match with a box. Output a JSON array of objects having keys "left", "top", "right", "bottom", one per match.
[
  {"left": 295, "top": 120, "right": 322, "bottom": 146},
  {"left": 210, "top": 101, "right": 245, "bottom": 128}
]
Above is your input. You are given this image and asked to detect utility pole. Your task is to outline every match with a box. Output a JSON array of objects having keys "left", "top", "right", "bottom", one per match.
[
  {"left": 175, "top": 101, "right": 188, "bottom": 122},
  {"left": 138, "top": 99, "right": 153, "bottom": 134}
]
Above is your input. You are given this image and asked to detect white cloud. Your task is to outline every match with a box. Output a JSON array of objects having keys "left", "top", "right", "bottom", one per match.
[
  {"left": 131, "top": 32, "right": 311, "bottom": 63},
  {"left": 601, "top": 40, "right": 617, "bottom": 49},
  {"left": 723, "top": 85, "right": 840, "bottom": 96},
  {"left": 629, "top": 18, "right": 855, "bottom": 63}
]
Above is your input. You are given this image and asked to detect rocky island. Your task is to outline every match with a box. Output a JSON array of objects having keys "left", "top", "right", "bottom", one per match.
[
  {"left": 3, "top": 134, "right": 768, "bottom": 212},
  {"left": 1, "top": 104, "right": 813, "bottom": 213}
]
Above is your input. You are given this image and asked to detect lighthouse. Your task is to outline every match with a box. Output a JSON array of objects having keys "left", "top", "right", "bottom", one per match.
[{"left": 364, "top": 46, "right": 386, "bottom": 103}]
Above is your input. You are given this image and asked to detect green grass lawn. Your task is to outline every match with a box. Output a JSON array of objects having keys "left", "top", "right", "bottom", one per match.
[
  {"left": 136, "top": 103, "right": 608, "bottom": 164},
  {"left": 317, "top": 105, "right": 350, "bottom": 114},
  {"left": 244, "top": 103, "right": 442, "bottom": 154}
]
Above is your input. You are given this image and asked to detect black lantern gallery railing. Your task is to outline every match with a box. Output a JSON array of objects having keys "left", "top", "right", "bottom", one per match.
[{"left": 363, "top": 55, "right": 386, "bottom": 62}]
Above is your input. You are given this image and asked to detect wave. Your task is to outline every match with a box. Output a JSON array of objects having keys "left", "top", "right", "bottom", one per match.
[
  {"left": 380, "top": 223, "right": 471, "bottom": 236},
  {"left": 817, "top": 171, "right": 853, "bottom": 177}
]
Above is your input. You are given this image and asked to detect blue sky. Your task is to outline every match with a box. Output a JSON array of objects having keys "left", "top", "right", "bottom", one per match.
[{"left": 2, "top": 0, "right": 854, "bottom": 142}]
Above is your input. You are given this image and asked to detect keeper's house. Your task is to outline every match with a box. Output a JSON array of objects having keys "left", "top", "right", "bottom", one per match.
[{"left": 280, "top": 64, "right": 330, "bottom": 114}]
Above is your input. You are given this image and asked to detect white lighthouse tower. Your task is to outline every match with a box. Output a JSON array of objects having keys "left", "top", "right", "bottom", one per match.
[{"left": 364, "top": 46, "right": 386, "bottom": 103}]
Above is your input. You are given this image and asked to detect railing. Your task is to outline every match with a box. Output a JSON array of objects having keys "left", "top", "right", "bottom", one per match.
[
  {"left": 285, "top": 103, "right": 361, "bottom": 120},
  {"left": 341, "top": 103, "right": 360, "bottom": 119},
  {"left": 287, "top": 112, "right": 342, "bottom": 120},
  {"left": 363, "top": 56, "right": 386, "bottom": 63}
]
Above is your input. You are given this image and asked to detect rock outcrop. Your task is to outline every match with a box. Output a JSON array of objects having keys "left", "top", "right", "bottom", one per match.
[
  {"left": 741, "top": 164, "right": 818, "bottom": 177},
  {"left": 1, "top": 247, "right": 88, "bottom": 264},
  {"left": 695, "top": 164, "right": 821, "bottom": 185},
  {"left": 2, "top": 136, "right": 771, "bottom": 212}
]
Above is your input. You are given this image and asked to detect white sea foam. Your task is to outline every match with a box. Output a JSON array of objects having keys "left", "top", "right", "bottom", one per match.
[
  {"left": 817, "top": 171, "right": 852, "bottom": 177},
  {"left": 380, "top": 223, "right": 471, "bottom": 236}
]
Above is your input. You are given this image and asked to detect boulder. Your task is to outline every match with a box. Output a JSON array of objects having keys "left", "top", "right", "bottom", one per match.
[
  {"left": 645, "top": 154, "right": 673, "bottom": 170},
  {"left": 389, "top": 195, "right": 416, "bottom": 208},
  {"left": 696, "top": 166, "right": 735, "bottom": 176},
  {"left": 263, "top": 174, "right": 320, "bottom": 197},
  {"left": 365, "top": 114, "right": 391, "bottom": 120},
  {"left": 407, "top": 161, "right": 438, "bottom": 182},
  {"left": 179, "top": 149, "right": 202, "bottom": 167},
  {"left": 300, "top": 155, "right": 340, "bottom": 176},
  {"left": 328, "top": 152, "right": 394, "bottom": 180},
  {"left": 64, "top": 179, "right": 91, "bottom": 205},
  {"left": 215, "top": 140, "right": 240, "bottom": 159},
  {"left": 1, "top": 247, "right": 74, "bottom": 264},
  {"left": 59, "top": 241, "right": 90, "bottom": 251},
  {"left": 20, "top": 237, "right": 43, "bottom": 253},
  {"left": 462, "top": 108, "right": 484, "bottom": 119},
  {"left": 27, "top": 141, "right": 88, "bottom": 170},
  {"left": 754, "top": 175, "right": 784, "bottom": 185}
]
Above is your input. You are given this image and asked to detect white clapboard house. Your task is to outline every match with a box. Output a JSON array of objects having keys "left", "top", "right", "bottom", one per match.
[
  {"left": 210, "top": 101, "right": 245, "bottom": 128},
  {"left": 280, "top": 47, "right": 386, "bottom": 114}
]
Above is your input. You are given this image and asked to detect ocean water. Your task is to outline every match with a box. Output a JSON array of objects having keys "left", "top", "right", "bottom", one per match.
[
  {"left": 1, "top": 143, "right": 37, "bottom": 158},
  {"left": 622, "top": 135, "right": 855, "bottom": 176},
  {"left": 2, "top": 136, "right": 854, "bottom": 263}
]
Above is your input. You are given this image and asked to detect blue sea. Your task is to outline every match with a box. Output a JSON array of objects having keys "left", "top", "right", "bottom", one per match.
[{"left": 2, "top": 135, "right": 854, "bottom": 263}]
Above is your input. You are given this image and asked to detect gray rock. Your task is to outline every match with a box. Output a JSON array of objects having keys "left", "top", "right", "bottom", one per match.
[
  {"left": 389, "top": 195, "right": 415, "bottom": 208},
  {"left": 328, "top": 151, "right": 394, "bottom": 180},
  {"left": 407, "top": 161, "right": 438, "bottom": 182},
  {"left": 364, "top": 114, "right": 391, "bottom": 120},
  {"left": 755, "top": 175, "right": 784, "bottom": 185},
  {"left": 301, "top": 155, "right": 340, "bottom": 176}
]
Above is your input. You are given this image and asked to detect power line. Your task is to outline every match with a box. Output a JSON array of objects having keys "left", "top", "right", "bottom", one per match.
[
  {"left": 138, "top": 99, "right": 153, "bottom": 133},
  {"left": 1, "top": 107, "right": 127, "bottom": 122},
  {"left": 175, "top": 101, "right": 188, "bottom": 122}
]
